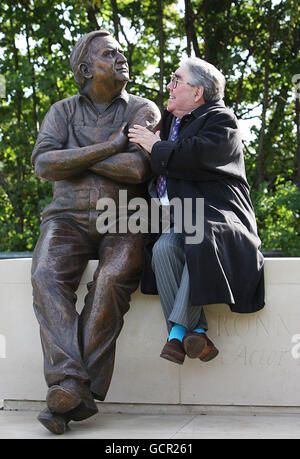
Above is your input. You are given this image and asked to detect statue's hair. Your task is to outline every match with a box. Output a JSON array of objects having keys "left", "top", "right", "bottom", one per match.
[
  {"left": 70, "top": 30, "right": 111, "bottom": 89},
  {"left": 181, "top": 57, "right": 225, "bottom": 102}
]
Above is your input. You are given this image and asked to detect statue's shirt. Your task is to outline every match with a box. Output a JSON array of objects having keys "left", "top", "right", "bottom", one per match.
[{"left": 32, "top": 91, "right": 160, "bottom": 227}]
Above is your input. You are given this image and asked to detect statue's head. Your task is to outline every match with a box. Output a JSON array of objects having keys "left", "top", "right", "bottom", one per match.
[{"left": 70, "top": 30, "right": 129, "bottom": 92}]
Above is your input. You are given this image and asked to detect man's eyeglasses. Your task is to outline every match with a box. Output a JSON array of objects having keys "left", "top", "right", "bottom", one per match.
[{"left": 169, "top": 73, "right": 193, "bottom": 89}]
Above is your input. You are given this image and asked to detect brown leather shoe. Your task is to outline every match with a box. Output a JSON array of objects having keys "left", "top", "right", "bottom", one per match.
[
  {"left": 160, "top": 338, "right": 185, "bottom": 364},
  {"left": 183, "top": 332, "right": 219, "bottom": 362}
]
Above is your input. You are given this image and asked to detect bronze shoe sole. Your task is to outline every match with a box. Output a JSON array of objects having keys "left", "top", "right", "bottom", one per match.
[
  {"left": 38, "top": 409, "right": 69, "bottom": 435},
  {"left": 47, "top": 385, "right": 81, "bottom": 414}
]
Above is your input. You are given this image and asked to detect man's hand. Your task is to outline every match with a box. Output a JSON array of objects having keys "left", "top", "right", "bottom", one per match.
[
  {"left": 128, "top": 125, "right": 160, "bottom": 153},
  {"left": 109, "top": 122, "right": 129, "bottom": 153}
]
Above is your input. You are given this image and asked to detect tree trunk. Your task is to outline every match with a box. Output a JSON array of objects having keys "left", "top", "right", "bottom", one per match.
[
  {"left": 110, "top": 0, "right": 120, "bottom": 42},
  {"left": 257, "top": 45, "right": 270, "bottom": 185},
  {"left": 202, "top": 0, "right": 209, "bottom": 61},
  {"left": 257, "top": 2, "right": 273, "bottom": 185},
  {"left": 157, "top": 0, "right": 165, "bottom": 112},
  {"left": 25, "top": 25, "right": 39, "bottom": 138},
  {"left": 86, "top": 2, "right": 99, "bottom": 31},
  {"left": 296, "top": 97, "right": 300, "bottom": 188},
  {"left": 9, "top": 15, "right": 25, "bottom": 236},
  {"left": 233, "top": 50, "right": 251, "bottom": 114},
  {"left": 291, "top": 0, "right": 300, "bottom": 187},
  {"left": 184, "top": 0, "right": 192, "bottom": 56},
  {"left": 184, "top": 0, "right": 200, "bottom": 57}
]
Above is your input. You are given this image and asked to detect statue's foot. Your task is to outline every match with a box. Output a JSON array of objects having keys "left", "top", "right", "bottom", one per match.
[
  {"left": 47, "top": 377, "right": 98, "bottom": 420},
  {"left": 47, "top": 384, "right": 81, "bottom": 414},
  {"left": 38, "top": 401, "right": 98, "bottom": 434},
  {"left": 38, "top": 408, "right": 69, "bottom": 435},
  {"left": 68, "top": 399, "right": 98, "bottom": 421}
]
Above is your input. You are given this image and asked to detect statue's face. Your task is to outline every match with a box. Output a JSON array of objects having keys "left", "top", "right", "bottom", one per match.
[{"left": 89, "top": 36, "right": 129, "bottom": 87}]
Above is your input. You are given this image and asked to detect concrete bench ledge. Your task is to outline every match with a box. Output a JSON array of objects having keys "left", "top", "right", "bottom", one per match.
[{"left": 0, "top": 258, "right": 300, "bottom": 408}]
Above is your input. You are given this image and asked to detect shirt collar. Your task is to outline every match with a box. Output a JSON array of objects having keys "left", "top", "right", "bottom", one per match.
[{"left": 78, "top": 89, "right": 129, "bottom": 108}]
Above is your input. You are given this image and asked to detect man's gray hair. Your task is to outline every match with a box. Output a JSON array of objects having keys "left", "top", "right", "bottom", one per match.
[
  {"left": 70, "top": 30, "right": 111, "bottom": 89},
  {"left": 181, "top": 57, "right": 225, "bottom": 102}
]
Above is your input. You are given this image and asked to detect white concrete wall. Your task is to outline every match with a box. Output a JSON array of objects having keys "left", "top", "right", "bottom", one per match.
[{"left": 0, "top": 258, "right": 300, "bottom": 407}]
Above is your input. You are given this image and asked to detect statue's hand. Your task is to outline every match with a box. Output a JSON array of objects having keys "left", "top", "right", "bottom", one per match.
[{"left": 109, "top": 122, "right": 129, "bottom": 153}]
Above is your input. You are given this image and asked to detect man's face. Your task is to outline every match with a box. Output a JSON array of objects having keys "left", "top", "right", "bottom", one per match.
[
  {"left": 166, "top": 66, "right": 202, "bottom": 117},
  {"left": 89, "top": 36, "right": 129, "bottom": 88}
]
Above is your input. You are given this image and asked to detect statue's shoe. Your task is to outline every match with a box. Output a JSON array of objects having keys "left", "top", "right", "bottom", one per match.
[
  {"left": 46, "top": 377, "right": 98, "bottom": 416},
  {"left": 46, "top": 384, "right": 81, "bottom": 414},
  {"left": 38, "top": 408, "right": 69, "bottom": 435}
]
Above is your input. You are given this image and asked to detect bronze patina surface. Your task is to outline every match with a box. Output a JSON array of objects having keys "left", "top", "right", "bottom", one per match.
[{"left": 31, "top": 30, "right": 160, "bottom": 433}]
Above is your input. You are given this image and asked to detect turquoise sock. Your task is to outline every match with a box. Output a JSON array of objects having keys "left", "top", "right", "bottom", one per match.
[
  {"left": 168, "top": 324, "right": 187, "bottom": 342},
  {"left": 192, "top": 328, "right": 205, "bottom": 334}
]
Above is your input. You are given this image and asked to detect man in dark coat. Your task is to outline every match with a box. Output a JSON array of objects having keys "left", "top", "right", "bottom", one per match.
[
  {"left": 31, "top": 30, "right": 160, "bottom": 434},
  {"left": 128, "top": 57, "right": 265, "bottom": 366}
]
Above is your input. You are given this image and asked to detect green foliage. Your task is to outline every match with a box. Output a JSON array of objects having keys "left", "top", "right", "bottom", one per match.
[
  {"left": 251, "top": 177, "right": 300, "bottom": 256},
  {"left": 0, "top": 0, "right": 299, "bottom": 255}
]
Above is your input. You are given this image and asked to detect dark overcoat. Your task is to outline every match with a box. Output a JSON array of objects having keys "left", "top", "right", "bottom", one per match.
[{"left": 141, "top": 100, "right": 265, "bottom": 314}]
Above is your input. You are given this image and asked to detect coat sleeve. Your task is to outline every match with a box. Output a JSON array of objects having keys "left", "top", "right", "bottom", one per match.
[{"left": 150, "top": 110, "right": 245, "bottom": 181}]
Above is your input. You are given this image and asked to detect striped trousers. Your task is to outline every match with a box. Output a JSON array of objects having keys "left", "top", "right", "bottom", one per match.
[{"left": 151, "top": 230, "right": 208, "bottom": 334}]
